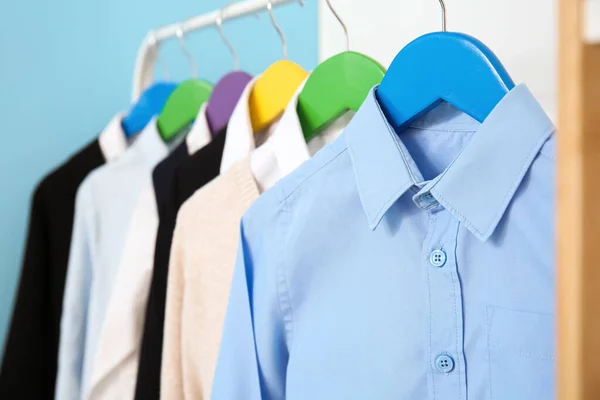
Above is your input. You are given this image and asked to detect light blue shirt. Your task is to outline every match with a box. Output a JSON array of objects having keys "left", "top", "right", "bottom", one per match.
[
  {"left": 55, "top": 120, "right": 169, "bottom": 400},
  {"left": 212, "top": 84, "right": 556, "bottom": 400}
]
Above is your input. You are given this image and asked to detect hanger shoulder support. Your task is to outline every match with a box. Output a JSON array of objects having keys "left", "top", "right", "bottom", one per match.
[
  {"left": 377, "top": 32, "right": 515, "bottom": 131},
  {"left": 297, "top": 51, "right": 386, "bottom": 141},
  {"left": 206, "top": 71, "right": 253, "bottom": 134},
  {"left": 249, "top": 60, "right": 308, "bottom": 133},
  {"left": 122, "top": 82, "right": 177, "bottom": 137},
  {"left": 157, "top": 79, "right": 214, "bottom": 141}
]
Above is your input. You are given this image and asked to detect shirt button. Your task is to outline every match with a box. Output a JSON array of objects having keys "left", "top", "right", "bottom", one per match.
[
  {"left": 435, "top": 354, "right": 455, "bottom": 373},
  {"left": 429, "top": 249, "right": 447, "bottom": 267},
  {"left": 421, "top": 192, "right": 436, "bottom": 203}
]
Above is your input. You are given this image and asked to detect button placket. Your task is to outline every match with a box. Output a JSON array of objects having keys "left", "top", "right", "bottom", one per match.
[{"left": 423, "top": 211, "right": 466, "bottom": 398}]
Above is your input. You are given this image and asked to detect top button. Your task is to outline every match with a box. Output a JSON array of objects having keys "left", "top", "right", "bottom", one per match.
[
  {"left": 429, "top": 249, "right": 447, "bottom": 267},
  {"left": 421, "top": 192, "right": 436, "bottom": 203},
  {"left": 413, "top": 191, "right": 439, "bottom": 209}
]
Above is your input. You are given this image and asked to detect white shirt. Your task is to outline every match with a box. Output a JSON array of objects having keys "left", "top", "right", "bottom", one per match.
[
  {"left": 219, "top": 74, "right": 277, "bottom": 174},
  {"left": 250, "top": 78, "right": 352, "bottom": 191},
  {"left": 56, "top": 119, "right": 170, "bottom": 400},
  {"left": 98, "top": 113, "right": 128, "bottom": 162},
  {"left": 186, "top": 103, "right": 212, "bottom": 154},
  {"left": 86, "top": 107, "right": 213, "bottom": 400}
]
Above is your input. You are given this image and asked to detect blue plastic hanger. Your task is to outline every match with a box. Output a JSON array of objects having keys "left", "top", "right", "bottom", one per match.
[
  {"left": 376, "top": 0, "right": 515, "bottom": 131},
  {"left": 121, "top": 81, "right": 177, "bottom": 138}
]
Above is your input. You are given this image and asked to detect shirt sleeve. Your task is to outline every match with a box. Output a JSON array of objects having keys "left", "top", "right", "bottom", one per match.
[
  {"left": 55, "top": 184, "right": 95, "bottom": 400},
  {"left": 160, "top": 214, "right": 187, "bottom": 399},
  {"left": 211, "top": 215, "right": 290, "bottom": 400}
]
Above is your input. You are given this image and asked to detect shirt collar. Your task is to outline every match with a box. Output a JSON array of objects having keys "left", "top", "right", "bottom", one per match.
[
  {"left": 220, "top": 75, "right": 260, "bottom": 174},
  {"left": 268, "top": 79, "right": 311, "bottom": 178},
  {"left": 345, "top": 84, "right": 555, "bottom": 242},
  {"left": 250, "top": 79, "right": 310, "bottom": 191},
  {"left": 185, "top": 103, "right": 211, "bottom": 154},
  {"left": 130, "top": 117, "right": 170, "bottom": 167},
  {"left": 98, "top": 112, "right": 128, "bottom": 162},
  {"left": 250, "top": 76, "right": 351, "bottom": 191}
]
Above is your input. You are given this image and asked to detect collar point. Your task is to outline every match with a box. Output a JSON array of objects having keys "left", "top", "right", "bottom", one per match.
[
  {"left": 368, "top": 214, "right": 385, "bottom": 231},
  {"left": 468, "top": 224, "right": 495, "bottom": 243}
]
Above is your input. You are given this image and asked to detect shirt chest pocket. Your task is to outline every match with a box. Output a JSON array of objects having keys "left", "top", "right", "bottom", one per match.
[{"left": 486, "top": 306, "right": 555, "bottom": 400}]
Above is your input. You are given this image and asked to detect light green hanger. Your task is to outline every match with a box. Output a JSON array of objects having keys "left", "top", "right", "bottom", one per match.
[
  {"left": 296, "top": 1, "right": 386, "bottom": 143},
  {"left": 157, "top": 79, "right": 213, "bottom": 141},
  {"left": 157, "top": 26, "right": 214, "bottom": 142}
]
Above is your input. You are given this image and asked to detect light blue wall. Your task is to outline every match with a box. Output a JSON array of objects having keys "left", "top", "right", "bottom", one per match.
[{"left": 0, "top": 0, "right": 318, "bottom": 360}]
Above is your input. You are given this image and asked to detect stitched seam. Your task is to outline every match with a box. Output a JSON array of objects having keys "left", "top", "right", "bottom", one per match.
[
  {"left": 486, "top": 306, "right": 494, "bottom": 399},
  {"left": 405, "top": 126, "right": 478, "bottom": 133},
  {"left": 277, "top": 194, "right": 295, "bottom": 349},
  {"left": 448, "top": 222, "right": 462, "bottom": 399},
  {"left": 489, "top": 346, "right": 555, "bottom": 361},
  {"left": 482, "top": 130, "right": 555, "bottom": 234},
  {"left": 369, "top": 183, "right": 412, "bottom": 224},
  {"left": 346, "top": 137, "right": 411, "bottom": 225},
  {"left": 435, "top": 191, "right": 484, "bottom": 238},
  {"left": 426, "top": 213, "right": 437, "bottom": 399},
  {"left": 362, "top": 116, "right": 427, "bottom": 224},
  {"left": 390, "top": 125, "right": 421, "bottom": 184},
  {"left": 280, "top": 146, "right": 348, "bottom": 204},
  {"left": 434, "top": 124, "right": 556, "bottom": 239}
]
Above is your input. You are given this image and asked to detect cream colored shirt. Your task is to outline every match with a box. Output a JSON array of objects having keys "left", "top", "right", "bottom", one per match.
[{"left": 160, "top": 82, "right": 350, "bottom": 400}]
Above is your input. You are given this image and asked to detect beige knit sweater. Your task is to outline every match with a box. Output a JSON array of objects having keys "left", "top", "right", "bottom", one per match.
[{"left": 160, "top": 159, "right": 260, "bottom": 400}]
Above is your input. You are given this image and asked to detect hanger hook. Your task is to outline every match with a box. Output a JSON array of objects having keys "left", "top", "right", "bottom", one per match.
[
  {"left": 176, "top": 24, "right": 198, "bottom": 78},
  {"left": 148, "top": 32, "right": 170, "bottom": 80},
  {"left": 438, "top": 0, "right": 447, "bottom": 32},
  {"left": 266, "top": 0, "right": 303, "bottom": 60},
  {"left": 216, "top": 3, "right": 240, "bottom": 71},
  {"left": 325, "top": 0, "right": 349, "bottom": 51},
  {"left": 266, "top": 0, "right": 287, "bottom": 59}
]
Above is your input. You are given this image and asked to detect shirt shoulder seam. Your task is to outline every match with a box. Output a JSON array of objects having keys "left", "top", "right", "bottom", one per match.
[{"left": 279, "top": 145, "right": 349, "bottom": 205}]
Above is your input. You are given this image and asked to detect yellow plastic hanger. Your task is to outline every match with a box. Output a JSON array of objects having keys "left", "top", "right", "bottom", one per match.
[{"left": 248, "top": 0, "right": 308, "bottom": 133}]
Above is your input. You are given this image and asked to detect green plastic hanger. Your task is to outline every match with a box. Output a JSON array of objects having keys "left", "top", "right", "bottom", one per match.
[
  {"left": 157, "top": 79, "right": 213, "bottom": 141},
  {"left": 297, "top": 52, "right": 385, "bottom": 142},
  {"left": 296, "top": 0, "right": 386, "bottom": 143},
  {"left": 156, "top": 26, "right": 214, "bottom": 142}
]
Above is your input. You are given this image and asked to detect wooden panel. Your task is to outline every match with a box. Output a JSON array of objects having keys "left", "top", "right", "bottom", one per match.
[{"left": 558, "top": 0, "right": 600, "bottom": 399}]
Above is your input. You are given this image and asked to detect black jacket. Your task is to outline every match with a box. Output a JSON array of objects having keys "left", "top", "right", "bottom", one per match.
[{"left": 0, "top": 139, "right": 105, "bottom": 399}]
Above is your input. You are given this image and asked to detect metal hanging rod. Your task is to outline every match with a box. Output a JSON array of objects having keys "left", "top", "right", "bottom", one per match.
[
  {"left": 149, "top": 0, "right": 299, "bottom": 44},
  {"left": 132, "top": 0, "right": 301, "bottom": 100}
]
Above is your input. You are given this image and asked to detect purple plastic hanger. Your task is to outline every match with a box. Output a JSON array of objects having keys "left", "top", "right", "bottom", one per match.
[
  {"left": 206, "top": 6, "right": 255, "bottom": 135},
  {"left": 206, "top": 71, "right": 253, "bottom": 134}
]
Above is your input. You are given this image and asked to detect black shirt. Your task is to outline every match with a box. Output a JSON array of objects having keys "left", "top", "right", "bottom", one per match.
[
  {"left": 152, "top": 141, "right": 189, "bottom": 210},
  {"left": 0, "top": 139, "right": 105, "bottom": 400},
  {"left": 134, "top": 128, "right": 226, "bottom": 400}
]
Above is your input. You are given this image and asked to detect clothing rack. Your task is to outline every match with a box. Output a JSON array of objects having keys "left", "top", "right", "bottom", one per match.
[{"left": 132, "top": 0, "right": 299, "bottom": 101}]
